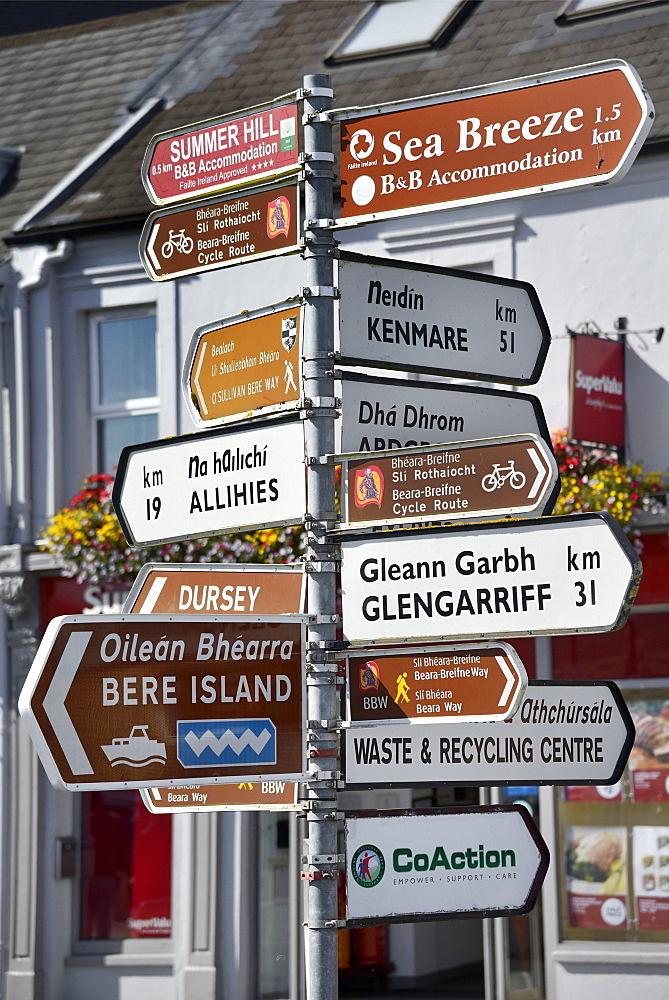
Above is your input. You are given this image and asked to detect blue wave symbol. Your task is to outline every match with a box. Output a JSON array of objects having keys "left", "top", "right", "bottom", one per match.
[{"left": 177, "top": 718, "right": 277, "bottom": 768}]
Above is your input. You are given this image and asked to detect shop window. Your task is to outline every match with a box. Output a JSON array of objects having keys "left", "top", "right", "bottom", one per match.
[
  {"left": 89, "top": 309, "right": 158, "bottom": 473},
  {"left": 80, "top": 790, "right": 172, "bottom": 941}
]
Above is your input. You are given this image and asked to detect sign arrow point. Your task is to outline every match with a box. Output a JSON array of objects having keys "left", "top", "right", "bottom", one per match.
[
  {"left": 527, "top": 446, "right": 547, "bottom": 499},
  {"left": 496, "top": 655, "right": 516, "bottom": 708}
]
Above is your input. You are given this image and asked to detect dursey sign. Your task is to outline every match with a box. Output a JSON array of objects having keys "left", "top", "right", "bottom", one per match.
[
  {"left": 340, "top": 511, "right": 642, "bottom": 645},
  {"left": 345, "top": 807, "right": 549, "bottom": 924},
  {"left": 343, "top": 681, "right": 636, "bottom": 788},
  {"left": 183, "top": 302, "right": 303, "bottom": 427},
  {"left": 333, "top": 60, "right": 653, "bottom": 226},
  {"left": 337, "top": 434, "right": 558, "bottom": 530},
  {"left": 142, "top": 99, "right": 299, "bottom": 205},
  {"left": 139, "top": 181, "right": 299, "bottom": 281},
  {"left": 337, "top": 373, "right": 551, "bottom": 454},
  {"left": 124, "top": 563, "right": 305, "bottom": 616},
  {"left": 141, "top": 780, "right": 300, "bottom": 813},
  {"left": 112, "top": 417, "right": 306, "bottom": 547},
  {"left": 335, "top": 252, "right": 550, "bottom": 385},
  {"left": 569, "top": 333, "right": 625, "bottom": 447},
  {"left": 18, "top": 615, "right": 308, "bottom": 791},
  {"left": 345, "top": 642, "right": 527, "bottom": 726}
]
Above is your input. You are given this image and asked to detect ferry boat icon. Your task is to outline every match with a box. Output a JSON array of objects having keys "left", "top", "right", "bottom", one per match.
[{"left": 102, "top": 725, "right": 167, "bottom": 767}]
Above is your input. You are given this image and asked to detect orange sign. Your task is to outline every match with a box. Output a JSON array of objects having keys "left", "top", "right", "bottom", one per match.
[
  {"left": 346, "top": 643, "right": 527, "bottom": 725},
  {"left": 141, "top": 779, "right": 300, "bottom": 813},
  {"left": 19, "top": 615, "right": 307, "bottom": 790},
  {"left": 184, "top": 304, "right": 302, "bottom": 426},
  {"left": 337, "top": 61, "right": 652, "bottom": 225},
  {"left": 125, "top": 563, "right": 305, "bottom": 616}
]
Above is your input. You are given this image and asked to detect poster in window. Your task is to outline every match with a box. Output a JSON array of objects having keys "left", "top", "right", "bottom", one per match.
[
  {"left": 563, "top": 781, "right": 624, "bottom": 803},
  {"left": 565, "top": 825, "right": 629, "bottom": 930},
  {"left": 628, "top": 700, "right": 669, "bottom": 802},
  {"left": 633, "top": 826, "right": 669, "bottom": 931}
]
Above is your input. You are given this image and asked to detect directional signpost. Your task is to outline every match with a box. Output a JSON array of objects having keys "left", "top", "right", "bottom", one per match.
[
  {"left": 183, "top": 301, "right": 303, "bottom": 427},
  {"left": 337, "top": 434, "right": 558, "bottom": 530},
  {"left": 333, "top": 60, "right": 653, "bottom": 226},
  {"left": 335, "top": 252, "right": 550, "bottom": 384},
  {"left": 340, "top": 510, "right": 641, "bottom": 645},
  {"left": 140, "top": 181, "right": 300, "bottom": 281},
  {"left": 338, "top": 372, "right": 552, "bottom": 453},
  {"left": 345, "top": 806, "right": 549, "bottom": 923},
  {"left": 18, "top": 615, "right": 308, "bottom": 790},
  {"left": 142, "top": 98, "right": 300, "bottom": 205},
  {"left": 344, "top": 680, "right": 636, "bottom": 787},
  {"left": 125, "top": 563, "right": 305, "bottom": 615},
  {"left": 141, "top": 780, "right": 300, "bottom": 813},
  {"left": 345, "top": 642, "right": 527, "bottom": 725},
  {"left": 112, "top": 416, "right": 305, "bottom": 546}
]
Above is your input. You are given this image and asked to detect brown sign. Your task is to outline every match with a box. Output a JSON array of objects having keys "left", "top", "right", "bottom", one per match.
[
  {"left": 124, "top": 563, "right": 305, "bottom": 615},
  {"left": 340, "top": 434, "right": 557, "bottom": 529},
  {"left": 141, "top": 779, "right": 299, "bottom": 813},
  {"left": 19, "top": 615, "right": 307, "bottom": 791},
  {"left": 139, "top": 182, "right": 300, "bottom": 281},
  {"left": 337, "top": 61, "right": 652, "bottom": 225},
  {"left": 346, "top": 643, "right": 527, "bottom": 725},
  {"left": 184, "top": 304, "right": 302, "bottom": 426},
  {"left": 142, "top": 101, "right": 300, "bottom": 206}
]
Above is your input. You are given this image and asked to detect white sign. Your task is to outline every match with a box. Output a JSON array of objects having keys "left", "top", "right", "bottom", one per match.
[
  {"left": 112, "top": 418, "right": 305, "bottom": 545},
  {"left": 344, "top": 681, "right": 635, "bottom": 786},
  {"left": 340, "top": 511, "right": 641, "bottom": 644},
  {"left": 345, "top": 806, "right": 548, "bottom": 924},
  {"left": 338, "top": 373, "right": 551, "bottom": 453},
  {"left": 335, "top": 252, "right": 550, "bottom": 384}
]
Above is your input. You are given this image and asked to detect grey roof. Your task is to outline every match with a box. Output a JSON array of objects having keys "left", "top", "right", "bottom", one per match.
[{"left": 2, "top": 0, "right": 669, "bottom": 244}]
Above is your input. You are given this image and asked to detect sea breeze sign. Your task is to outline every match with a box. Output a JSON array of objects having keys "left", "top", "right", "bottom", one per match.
[
  {"left": 340, "top": 511, "right": 642, "bottom": 645},
  {"left": 343, "top": 681, "right": 636, "bottom": 787},
  {"left": 345, "top": 642, "right": 527, "bottom": 725},
  {"left": 139, "top": 181, "right": 299, "bottom": 281},
  {"left": 569, "top": 333, "right": 625, "bottom": 447},
  {"left": 344, "top": 807, "right": 549, "bottom": 924},
  {"left": 334, "top": 60, "right": 653, "bottom": 225},
  {"left": 338, "top": 434, "right": 557, "bottom": 529},
  {"left": 18, "top": 615, "right": 308, "bottom": 791},
  {"left": 142, "top": 100, "right": 300, "bottom": 205},
  {"left": 335, "top": 252, "right": 549, "bottom": 385},
  {"left": 183, "top": 302, "right": 303, "bottom": 427},
  {"left": 125, "top": 563, "right": 305, "bottom": 615},
  {"left": 337, "top": 373, "right": 551, "bottom": 453},
  {"left": 112, "top": 417, "right": 305, "bottom": 546}
]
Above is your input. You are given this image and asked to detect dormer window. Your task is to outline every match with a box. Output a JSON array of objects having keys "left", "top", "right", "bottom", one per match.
[{"left": 326, "top": 0, "right": 472, "bottom": 62}]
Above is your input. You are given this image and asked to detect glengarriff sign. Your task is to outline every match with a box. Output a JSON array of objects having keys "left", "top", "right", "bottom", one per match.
[
  {"left": 335, "top": 60, "right": 653, "bottom": 225},
  {"left": 143, "top": 100, "right": 300, "bottom": 205}
]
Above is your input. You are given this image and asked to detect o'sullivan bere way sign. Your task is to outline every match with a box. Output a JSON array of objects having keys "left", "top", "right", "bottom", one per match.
[
  {"left": 334, "top": 60, "right": 653, "bottom": 226},
  {"left": 19, "top": 615, "right": 308, "bottom": 791}
]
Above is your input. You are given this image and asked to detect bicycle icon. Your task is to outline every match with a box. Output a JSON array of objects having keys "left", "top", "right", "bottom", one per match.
[
  {"left": 161, "top": 228, "right": 194, "bottom": 258},
  {"left": 481, "top": 460, "right": 526, "bottom": 492}
]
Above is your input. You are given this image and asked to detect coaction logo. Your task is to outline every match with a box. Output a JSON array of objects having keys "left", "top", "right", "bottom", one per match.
[{"left": 351, "top": 844, "right": 385, "bottom": 887}]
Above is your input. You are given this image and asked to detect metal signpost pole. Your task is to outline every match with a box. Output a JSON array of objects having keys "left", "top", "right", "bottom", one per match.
[{"left": 302, "top": 74, "right": 340, "bottom": 1000}]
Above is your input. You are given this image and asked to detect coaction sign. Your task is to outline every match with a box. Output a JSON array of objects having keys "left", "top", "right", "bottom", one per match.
[
  {"left": 141, "top": 780, "right": 300, "bottom": 813},
  {"left": 345, "top": 642, "right": 527, "bottom": 726},
  {"left": 334, "top": 60, "right": 653, "bottom": 226},
  {"left": 335, "top": 251, "right": 550, "bottom": 384},
  {"left": 125, "top": 563, "right": 305, "bottom": 615},
  {"left": 345, "top": 806, "right": 549, "bottom": 924},
  {"left": 112, "top": 417, "right": 305, "bottom": 546},
  {"left": 139, "top": 181, "right": 300, "bottom": 281},
  {"left": 183, "top": 301, "right": 303, "bottom": 427},
  {"left": 18, "top": 615, "right": 308, "bottom": 791},
  {"left": 142, "top": 99, "right": 300, "bottom": 205},
  {"left": 343, "top": 680, "right": 635, "bottom": 787},
  {"left": 337, "top": 372, "right": 551, "bottom": 453},
  {"left": 337, "top": 434, "right": 558, "bottom": 530},
  {"left": 340, "top": 511, "right": 642, "bottom": 645}
]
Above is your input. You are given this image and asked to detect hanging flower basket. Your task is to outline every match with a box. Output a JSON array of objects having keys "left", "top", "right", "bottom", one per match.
[{"left": 38, "top": 472, "right": 306, "bottom": 584}]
